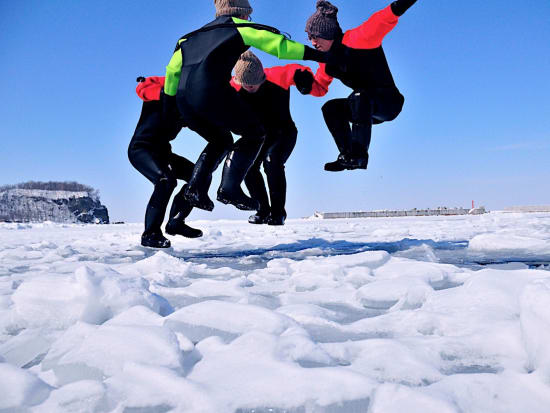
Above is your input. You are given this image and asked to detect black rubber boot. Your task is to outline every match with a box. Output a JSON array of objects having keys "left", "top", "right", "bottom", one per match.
[
  {"left": 347, "top": 122, "right": 371, "bottom": 170},
  {"left": 141, "top": 231, "right": 171, "bottom": 248},
  {"left": 142, "top": 176, "right": 177, "bottom": 240},
  {"left": 248, "top": 211, "right": 270, "bottom": 224},
  {"left": 184, "top": 145, "right": 229, "bottom": 211},
  {"left": 324, "top": 153, "right": 369, "bottom": 171},
  {"left": 264, "top": 160, "right": 287, "bottom": 223},
  {"left": 217, "top": 150, "right": 261, "bottom": 211},
  {"left": 322, "top": 99, "right": 353, "bottom": 171},
  {"left": 165, "top": 220, "right": 203, "bottom": 238},
  {"left": 267, "top": 214, "right": 286, "bottom": 226},
  {"left": 324, "top": 154, "right": 349, "bottom": 172},
  {"left": 324, "top": 154, "right": 369, "bottom": 171},
  {"left": 165, "top": 186, "right": 203, "bottom": 238},
  {"left": 244, "top": 164, "right": 271, "bottom": 221}
]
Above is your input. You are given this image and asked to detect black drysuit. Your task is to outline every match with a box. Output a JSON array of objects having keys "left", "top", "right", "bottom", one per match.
[
  {"left": 310, "top": 3, "right": 415, "bottom": 165},
  {"left": 238, "top": 80, "right": 298, "bottom": 220},
  {"left": 128, "top": 96, "right": 195, "bottom": 236}
]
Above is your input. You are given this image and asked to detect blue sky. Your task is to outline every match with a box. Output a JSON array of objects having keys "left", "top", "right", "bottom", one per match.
[{"left": 1, "top": 0, "right": 549, "bottom": 222}]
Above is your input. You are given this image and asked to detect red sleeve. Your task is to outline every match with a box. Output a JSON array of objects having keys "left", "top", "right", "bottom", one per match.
[
  {"left": 230, "top": 77, "right": 242, "bottom": 91},
  {"left": 264, "top": 64, "right": 333, "bottom": 97},
  {"left": 342, "top": 5, "right": 399, "bottom": 49},
  {"left": 310, "top": 64, "right": 333, "bottom": 97},
  {"left": 136, "top": 76, "right": 165, "bottom": 101},
  {"left": 264, "top": 64, "right": 307, "bottom": 90}
]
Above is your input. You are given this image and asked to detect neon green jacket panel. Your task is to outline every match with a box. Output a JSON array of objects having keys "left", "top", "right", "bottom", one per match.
[
  {"left": 232, "top": 18, "right": 305, "bottom": 60},
  {"left": 165, "top": 39, "right": 186, "bottom": 97}
]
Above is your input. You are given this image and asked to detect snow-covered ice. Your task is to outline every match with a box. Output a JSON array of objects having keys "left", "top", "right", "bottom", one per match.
[{"left": 1, "top": 213, "right": 550, "bottom": 412}]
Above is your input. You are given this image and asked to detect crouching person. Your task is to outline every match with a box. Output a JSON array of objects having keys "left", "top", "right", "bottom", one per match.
[
  {"left": 128, "top": 76, "right": 203, "bottom": 248},
  {"left": 302, "top": 0, "right": 418, "bottom": 171},
  {"left": 231, "top": 51, "right": 321, "bottom": 226}
]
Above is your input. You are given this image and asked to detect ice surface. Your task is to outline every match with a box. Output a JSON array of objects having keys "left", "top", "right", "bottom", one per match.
[{"left": 0, "top": 213, "right": 550, "bottom": 412}]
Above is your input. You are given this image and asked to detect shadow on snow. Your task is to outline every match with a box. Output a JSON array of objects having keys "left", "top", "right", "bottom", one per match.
[{"left": 163, "top": 238, "right": 550, "bottom": 271}]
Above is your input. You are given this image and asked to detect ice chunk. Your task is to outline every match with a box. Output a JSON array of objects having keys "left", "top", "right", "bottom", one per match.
[
  {"left": 104, "top": 305, "right": 164, "bottom": 327},
  {"left": 42, "top": 323, "right": 182, "bottom": 385},
  {"left": 520, "top": 278, "right": 550, "bottom": 378},
  {"left": 370, "top": 383, "right": 457, "bottom": 413},
  {"left": 356, "top": 277, "right": 432, "bottom": 310},
  {"left": 11, "top": 266, "right": 172, "bottom": 329},
  {"left": 104, "top": 363, "right": 217, "bottom": 412},
  {"left": 30, "top": 380, "right": 108, "bottom": 412},
  {"left": 165, "top": 300, "right": 295, "bottom": 342},
  {"left": 469, "top": 233, "right": 550, "bottom": 257},
  {"left": 0, "top": 328, "right": 60, "bottom": 368},
  {"left": 189, "top": 332, "right": 375, "bottom": 410},
  {"left": 0, "top": 363, "right": 51, "bottom": 409}
]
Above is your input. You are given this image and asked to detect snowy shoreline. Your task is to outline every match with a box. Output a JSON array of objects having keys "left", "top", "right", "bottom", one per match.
[{"left": 1, "top": 213, "right": 550, "bottom": 412}]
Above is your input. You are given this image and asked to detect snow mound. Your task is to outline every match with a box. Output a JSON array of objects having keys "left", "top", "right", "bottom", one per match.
[
  {"left": 41, "top": 322, "right": 183, "bottom": 385},
  {"left": 11, "top": 265, "right": 172, "bottom": 329}
]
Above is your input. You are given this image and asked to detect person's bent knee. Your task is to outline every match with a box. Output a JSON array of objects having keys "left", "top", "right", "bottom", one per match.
[
  {"left": 263, "top": 158, "right": 285, "bottom": 175},
  {"left": 156, "top": 175, "right": 177, "bottom": 191},
  {"left": 322, "top": 100, "right": 337, "bottom": 117}
]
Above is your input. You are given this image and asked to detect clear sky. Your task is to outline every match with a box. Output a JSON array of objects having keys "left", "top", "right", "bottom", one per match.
[{"left": 1, "top": 0, "right": 549, "bottom": 222}]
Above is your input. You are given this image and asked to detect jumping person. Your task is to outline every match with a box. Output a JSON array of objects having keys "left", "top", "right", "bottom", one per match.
[
  {"left": 301, "top": 0, "right": 418, "bottom": 172},
  {"left": 128, "top": 76, "right": 205, "bottom": 248},
  {"left": 164, "top": 0, "right": 327, "bottom": 213},
  {"left": 230, "top": 51, "right": 321, "bottom": 226}
]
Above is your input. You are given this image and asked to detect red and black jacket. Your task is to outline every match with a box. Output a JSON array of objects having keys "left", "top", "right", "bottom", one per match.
[{"left": 311, "top": 5, "right": 400, "bottom": 95}]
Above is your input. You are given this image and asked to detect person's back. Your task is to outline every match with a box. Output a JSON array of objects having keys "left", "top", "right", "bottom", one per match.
[{"left": 174, "top": 16, "right": 250, "bottom": 94}]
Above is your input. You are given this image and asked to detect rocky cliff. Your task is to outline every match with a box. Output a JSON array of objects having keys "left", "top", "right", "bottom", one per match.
[{"left": 0, "top": 183, "right": 109, "bottom": 224}]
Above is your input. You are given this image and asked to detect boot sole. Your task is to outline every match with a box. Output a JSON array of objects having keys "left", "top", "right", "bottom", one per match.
[
  {"left": 166, "top": 229, "right": 203, "bottom": 239},
  {"left": 324, "top": 164, "right": 367, "bottom": 172},
  {"left": 217, "top": 195, "right": 258, "bottom": 211},
  {"left": 183, "top": 190, "right": 214, "bottom": 212},
  {"left": 185, "top": 199, "right": 214, "bottom": 212},
  {"left": 141, "top": 242, "right": 171, "bottom": 249}
]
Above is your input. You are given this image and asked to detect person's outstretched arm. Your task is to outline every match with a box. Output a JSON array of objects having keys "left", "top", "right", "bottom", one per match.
[
  {"left": 233, "top": 18, "right": 327, "bottom": 63},
  {"left": 344, "top": 0, "right": 419, "bottom": 49},
  {"left": 263, "top": 64, "right": 332, "bottom": 97},
  {"left": 343, "top": 5, "right": 399, "bottom": 49}
]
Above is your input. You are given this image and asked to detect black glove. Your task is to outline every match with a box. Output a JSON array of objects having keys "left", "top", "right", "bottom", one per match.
[
  {"left": 303, "top": 46, "right": 328, "bottom": 63},
  {"left": 391, "top": 0, "right": 417, "bottom": 16},
  {"left": 294, "top": 69, "right": 314, "bottom": 95}
]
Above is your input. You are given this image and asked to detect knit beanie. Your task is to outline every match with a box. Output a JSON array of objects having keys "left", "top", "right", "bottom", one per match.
[
  {"left": 214, "top": 0, "right": 253, "bottom": 18},
  {"left": 233, "top": 51, "right": 266, "bottom": 87},
  {"left": 305, "top": 0, "right": 341, "bottom": 40}
]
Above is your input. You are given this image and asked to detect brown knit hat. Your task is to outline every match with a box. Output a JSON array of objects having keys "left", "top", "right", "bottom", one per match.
[
  {"left": 305, "top": 0, "right": 341, "bottom": 40},
  {"left": 233, "top": 51, "right": 266, "bottom": 87},
  {"left": 214, "top": 0, "right": 253, "bottom": 17}
]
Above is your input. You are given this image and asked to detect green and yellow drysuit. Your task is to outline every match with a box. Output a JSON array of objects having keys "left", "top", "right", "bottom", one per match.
[{"left": 163, "top": 15, "right": 325, "bottom": 212}]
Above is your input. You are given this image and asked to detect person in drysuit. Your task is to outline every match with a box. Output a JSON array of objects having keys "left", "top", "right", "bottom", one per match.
[
  {"left": 300, "top": 0, "right": 418, "bottom": 172},
  {"left": 164, "top": 0, "right": 327, "bottom": 213},
  {"left": 230, "top": 51, "right": 323, "bottom": 226},
  {"left": 128, "top": 76, "right": 205, "bottom": 248}
]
